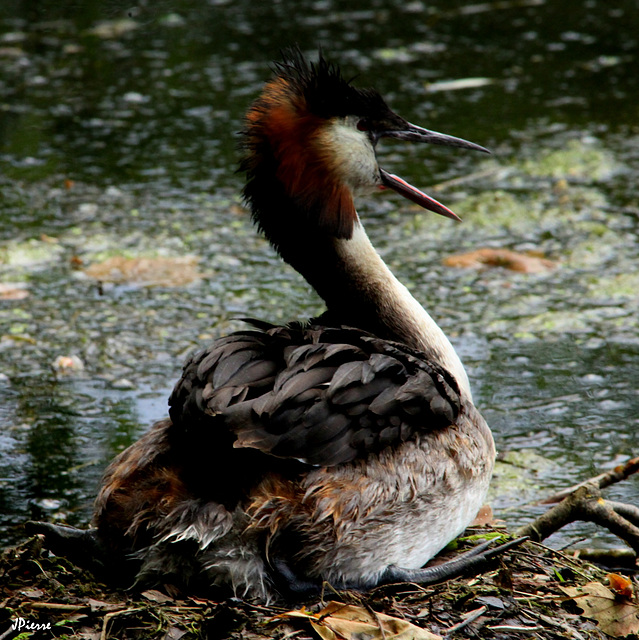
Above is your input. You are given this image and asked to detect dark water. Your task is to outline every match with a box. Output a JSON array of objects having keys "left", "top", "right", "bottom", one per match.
[{"left": 1, "top": 0, "right": 638, "bottom": 551}]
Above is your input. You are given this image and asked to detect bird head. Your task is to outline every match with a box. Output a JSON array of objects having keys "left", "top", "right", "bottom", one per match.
[{"left": 241, "top": 48, "right": 488, "bottom": 240}]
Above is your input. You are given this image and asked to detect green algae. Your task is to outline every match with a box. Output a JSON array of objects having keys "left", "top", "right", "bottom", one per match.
[
  {"left": 519, "top": 139, "right": 617, "bottom": 181},
  {"left": 0, "top": 239, "right": 64, "bottom": 268},
  {"left": 454, "top": 189, "right": 538, "bottom": 229},
  {"left": 587, "top": 273, "right": 639, "bottom": 302}
]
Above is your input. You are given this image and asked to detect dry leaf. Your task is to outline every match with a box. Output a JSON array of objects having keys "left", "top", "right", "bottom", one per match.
[
  {"left": 443, "top": 248, "right": 556, "bottom": 273},
  {"left": 280, "top": 601, "right": 442, "bottom": 640},
  {"left": 163, "top": 626, "right": 187, "bottom": 640},
  {"left": 141, "top": 589, "right": 174, "bottom": 603},
  {"left": 561, "top": 581, "right": 639, "bottom": 637},
  {"left": 84, "top": 255, "right": 205, "bottom": 287},
  {"left": 470, "top": 504, "right": 494, "bottom": 526},
  {"left": 608, "top": 573, "right": 634, "bottom": 599},
  {"left": 476, "top": 595, "right": 506, "bottom": 609},
  {"left": 87, "top": 598, "right": 122, "bottom": 612}
]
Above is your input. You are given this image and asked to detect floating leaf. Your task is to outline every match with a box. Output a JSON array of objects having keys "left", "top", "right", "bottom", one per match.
[
  {"left": 86, "top": 19, "right": 138, "bottom": 38},
  {"left": 52, "top": 355, "right": 84, "bottom": 373},
  {"left": 0, "top": 283, "right": 29, "bottom": 300},
  {"left": 443, "top": 248, "right": 556, "bottom": 273},
  {"left": 561, "top": 581, "right": 639, "bottom": 637},
  {"left": 426, "top": 77, "right": 494, "bottom": 92},
  {"left": 84, "top": 255, "right": 205, "bottom": 287}
]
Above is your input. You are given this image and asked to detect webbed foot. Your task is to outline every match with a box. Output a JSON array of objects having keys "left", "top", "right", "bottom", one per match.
[
  {"left": 378, "top": 535, "right": 528, "bottom": 586},
  {"left": 25, "top": 521, "right": 110, "bottom": 577},
  {"left": 269, "top": 555, "right": 323, "bottom": 598}
]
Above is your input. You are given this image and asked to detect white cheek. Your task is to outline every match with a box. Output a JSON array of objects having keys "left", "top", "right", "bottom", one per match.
[{"left": 317, "top": 122, "right": 379, "bottom": 192}]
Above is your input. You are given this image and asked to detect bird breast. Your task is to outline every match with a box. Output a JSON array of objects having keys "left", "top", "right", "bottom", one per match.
[{"left": 246, "top": 405, "right": 494, "bottom": 588}]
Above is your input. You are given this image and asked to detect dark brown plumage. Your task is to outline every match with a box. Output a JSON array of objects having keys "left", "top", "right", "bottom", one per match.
[{"left": 170, "top": 323, "right": 460, "bottom": 467}]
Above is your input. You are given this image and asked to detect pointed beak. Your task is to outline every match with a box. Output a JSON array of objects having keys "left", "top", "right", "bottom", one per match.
[
  {"left": 376, "top": 122, "right": 489, "bottom": 221},
  {"left": 379, "top": 122, "right": 490, "bottom": 154},
  {"left": 379, "top": 169, "right": 462, "bottom": 221}
]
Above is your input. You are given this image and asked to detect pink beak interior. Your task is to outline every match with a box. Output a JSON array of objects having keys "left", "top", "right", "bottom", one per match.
[{"left": 379, "top": 169, "right": 462, "bottom": 222}]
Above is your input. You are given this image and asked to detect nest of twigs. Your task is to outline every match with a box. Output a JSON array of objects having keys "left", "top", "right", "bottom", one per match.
[
  {"left": 3, "top": 459, "right": 639, "bottom": 639},
  {"left": 1, "top": 526, "right": 636, "bottom": 640}
]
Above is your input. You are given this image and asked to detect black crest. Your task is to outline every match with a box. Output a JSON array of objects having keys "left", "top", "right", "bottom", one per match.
[{"left": 274, "top": 46, "right": 392, "bottom": 121}]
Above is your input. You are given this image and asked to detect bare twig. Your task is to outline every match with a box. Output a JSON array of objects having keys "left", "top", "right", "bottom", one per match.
[
  {"left": 444, "top": 605, "right": 487, "bottom": 637},
  {"left": 364, "top": 602, "right": 388, "bottom": 640},
  {"left": 29, "top": 602, "right": 85, "bottom": 611},
  {"left": 100, "top": 608, "right": 142, "bottom": 640},
  {"left": 536, "top": 613, "right": 588, "bottom": 640},
  {"left": 488, "top": 625, "right": 544, "bottom": 632},
  {"left": 539, "top": 456, "right": 639, "bottom": 504}
]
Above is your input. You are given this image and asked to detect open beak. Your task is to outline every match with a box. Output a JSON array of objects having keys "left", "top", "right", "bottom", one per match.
[{"left": 377, "top": 122, "right": 489, "bottom": 222}]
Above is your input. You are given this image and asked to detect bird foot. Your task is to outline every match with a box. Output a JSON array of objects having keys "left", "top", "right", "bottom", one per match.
[
  {"left": 25, "top": 521, "right": 109, "bottom": 576},
  {"left": 269, "top": 556, "right": 323, "bottom": 598},
  {"left": 378, "top": 535, "right": 528, "bottom": 586}
]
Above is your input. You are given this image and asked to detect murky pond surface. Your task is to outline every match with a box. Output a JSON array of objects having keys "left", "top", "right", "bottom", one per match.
[{"left": 1, "top": 0, "right": 638, "bottom": 552}]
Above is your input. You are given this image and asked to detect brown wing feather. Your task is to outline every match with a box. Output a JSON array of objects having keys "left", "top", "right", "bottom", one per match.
[{"left": 169, "top": 324, "right": 461, "bottom": 468}]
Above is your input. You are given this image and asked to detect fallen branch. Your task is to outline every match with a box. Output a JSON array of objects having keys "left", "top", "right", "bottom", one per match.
[
  {"left": 607, "top": 501, "right": 639, "bottom": 527},
  {"left": 538, "top": 456, "right": 639, "bottom": 505},
  {"left": 517, "top": 482, "right": 639, "bottom": 554}
]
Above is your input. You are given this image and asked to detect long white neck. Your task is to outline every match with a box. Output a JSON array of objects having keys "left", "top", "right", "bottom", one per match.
[
  {"left": 242, "top": 143, "right": 471, "bottom": 398},
  {"left": 333, "top": 222, "right": 472, "bottom": 400}
]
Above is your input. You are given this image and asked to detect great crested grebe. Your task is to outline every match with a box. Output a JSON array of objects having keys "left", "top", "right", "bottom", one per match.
[{"left": 30, "top": 49, "right": 518, "bottom": 601}]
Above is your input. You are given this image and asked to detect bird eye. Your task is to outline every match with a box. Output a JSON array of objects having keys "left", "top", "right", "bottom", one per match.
[{"left": 357, "top": 119, "right": 369, "bottom": 132}]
